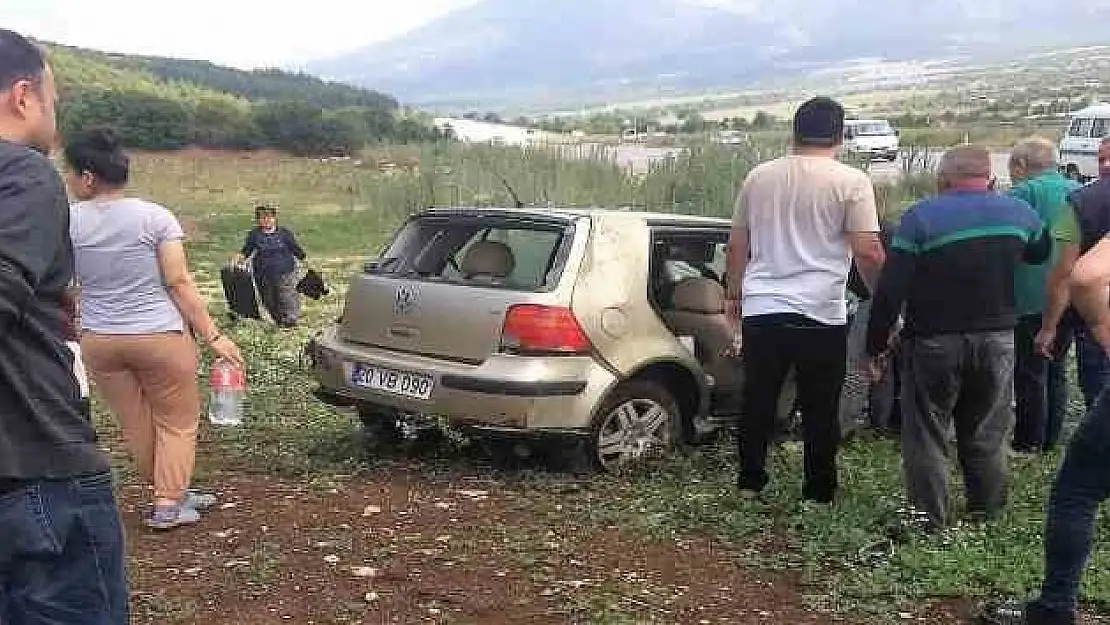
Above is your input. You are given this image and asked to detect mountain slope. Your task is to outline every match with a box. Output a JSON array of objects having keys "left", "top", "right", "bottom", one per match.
[
  {"left": 43, "top": 44, "right": 426, "bottom": 154},
  {"left": 309, "top": 0, "right": 1110, "bottom": 108},
  {"left": 46, "top": 42, "right": 397, "bottom": 111}
]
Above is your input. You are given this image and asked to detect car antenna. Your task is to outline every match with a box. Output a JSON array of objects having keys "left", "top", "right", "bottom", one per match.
[
  {"left": 495, "top": 171, "right": 524, "bottom": 208},
  {"left": 480, "top": 152, "right": 525, "bottom": 208}
]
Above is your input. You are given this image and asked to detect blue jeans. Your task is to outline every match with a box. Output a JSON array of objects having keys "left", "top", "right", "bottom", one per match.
[
  {"left": 0, "top": 472, "right": 130, "bottom": 625},
  {"left": 1075, "top": 326, "right": 1110, "bottom": 411},
  {"left": 1034, "top": 385, "right": 1110, "bottom": 614}
]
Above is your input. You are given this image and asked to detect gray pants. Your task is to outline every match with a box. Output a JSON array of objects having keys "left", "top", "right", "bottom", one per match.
[
  {"left": 257, "top": 272, "right": 300, "bottom": 326},
  {"left": 900, "top": 331, "right": 1015, "bottom": 528}
]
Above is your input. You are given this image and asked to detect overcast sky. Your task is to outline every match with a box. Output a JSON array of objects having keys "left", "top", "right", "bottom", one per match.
[{"left": 0, "top": 0, "right": 483, "bottom": 68}]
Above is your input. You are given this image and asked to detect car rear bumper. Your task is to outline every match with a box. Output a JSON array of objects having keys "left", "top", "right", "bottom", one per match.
[
  {"left": 853, "top": 147, "right": 898, "bottom": 158},
  {"left": 306, "top": 327, "right": 617, "bottom": 431}
]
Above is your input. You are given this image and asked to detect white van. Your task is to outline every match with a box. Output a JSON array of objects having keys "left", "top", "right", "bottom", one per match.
[
  {"left": 842, "top": 119, "right": 900, "bottom": 161},
  {"left": 1058, "top": 104, "right": 1110, "bottom": 181}
]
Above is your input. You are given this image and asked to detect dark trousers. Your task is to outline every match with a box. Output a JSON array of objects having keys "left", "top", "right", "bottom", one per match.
[
  {"left": 0, "top": 472, "right": 130, "bottom": 624},
  {"left": 1076, "top": 326, "right": 1110, "bottom": 411},
  {"left": 1032, "top": 383, "right": 1110, "bottom": 616},
  {"left": 1014, "top": 315, "right": 1072, "bottom": 452},
  {"left": 900, "top": 331, "right": 1015, "bottom": 528},
  {"left": 739, "top": 314, "right": 847, "bottom": 503},
  {"left": 257, "top": 271, "right": 301, "bottom": 326}
]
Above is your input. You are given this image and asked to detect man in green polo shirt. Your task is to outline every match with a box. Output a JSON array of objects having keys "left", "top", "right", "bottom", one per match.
[{"left": 1009, "top": 137, "right": 1081, "bottom": 453}]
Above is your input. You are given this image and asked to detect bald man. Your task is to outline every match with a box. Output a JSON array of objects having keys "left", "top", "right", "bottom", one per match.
[
  {"left": 865, "top": 144, "right": 1051, "bottom": 530},
  {"left": 1009, "top": 137, "right": 1082, "bottom": 453}
]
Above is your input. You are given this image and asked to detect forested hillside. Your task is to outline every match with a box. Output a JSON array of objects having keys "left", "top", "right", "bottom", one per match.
[{"left": 46, "top": 43, "right": 440, "bottom": 155}]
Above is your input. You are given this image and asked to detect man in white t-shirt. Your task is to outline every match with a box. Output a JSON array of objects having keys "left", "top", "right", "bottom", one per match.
[{"left": 725, "top": 96, "right": 886, "bottom": 503}]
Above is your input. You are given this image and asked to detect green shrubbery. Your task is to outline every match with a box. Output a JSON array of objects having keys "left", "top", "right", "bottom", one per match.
[{"left": 48, "top": 45, "right": 443, "bottom": 155}]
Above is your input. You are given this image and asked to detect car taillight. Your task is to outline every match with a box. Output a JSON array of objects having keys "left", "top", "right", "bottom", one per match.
[{"left": 501, "top": 304, "right": 591, "bottom": 355}]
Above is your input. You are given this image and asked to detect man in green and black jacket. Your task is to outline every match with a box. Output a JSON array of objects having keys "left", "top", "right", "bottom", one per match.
[{"left": 1008, "top": 138, "right": 1082, "bottom": 453}]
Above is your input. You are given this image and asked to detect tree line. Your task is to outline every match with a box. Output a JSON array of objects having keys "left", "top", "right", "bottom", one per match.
[{"left": 47, "top": 44, "right": 446, "bottom": 156}]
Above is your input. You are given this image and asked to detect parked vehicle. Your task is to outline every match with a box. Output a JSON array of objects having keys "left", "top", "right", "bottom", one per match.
[
  {"left": 715, "top": 130, "right": 748, "bottom": 145},
  {"left": 306, "top": 207, "right": 869, "bottom": 470},
  {"left": 1058, "top": 103, "right": 1110, "bottom": 182},
  {"left": 842, "top": 119, "right": 900, "bottom": 162}
]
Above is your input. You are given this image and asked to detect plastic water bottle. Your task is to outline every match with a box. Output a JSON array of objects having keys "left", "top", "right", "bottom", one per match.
[{"left": 208, "top": 360, "right": 246, "bottom": 426}]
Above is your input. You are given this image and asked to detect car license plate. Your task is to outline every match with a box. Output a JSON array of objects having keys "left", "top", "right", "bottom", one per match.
[{"left": 349, "top": 364, "right": 434, "bottom": 400}]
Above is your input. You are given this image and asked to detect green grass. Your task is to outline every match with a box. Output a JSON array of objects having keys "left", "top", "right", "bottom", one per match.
[
  {"left": 106, "top": 142, "right": 1107, "bottom": 621},
  {"left": 580, "top": 435, "right": 1110, "bottom": 618}
]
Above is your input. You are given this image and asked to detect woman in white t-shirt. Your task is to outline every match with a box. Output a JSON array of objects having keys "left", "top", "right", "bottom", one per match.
[{"left": 65, "top": 128, "right": 244, "bottom": 530}]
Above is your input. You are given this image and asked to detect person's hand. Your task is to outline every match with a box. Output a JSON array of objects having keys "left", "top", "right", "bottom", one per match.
[
  {"left": 211, "top": 335, "right": 245, "bottom": 369},
  {"left": 725, "top": 299, "right": 740, "bottom": 325},
  {"left": 722, "top": 334, "right": 742, "bottom": 359},
  {"left": 1035, "top": 325, "right": 1057, "bottom": 358},
  {"left": 865, "top": 354, "right": 889, "bottom": 383}
]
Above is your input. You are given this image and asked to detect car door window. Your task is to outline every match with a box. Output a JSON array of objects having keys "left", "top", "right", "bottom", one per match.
[{"left": 650, "top": 231, "right": 730, "bottom": 308}]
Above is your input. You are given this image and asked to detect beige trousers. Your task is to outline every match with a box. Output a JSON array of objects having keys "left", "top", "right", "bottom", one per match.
[{"left": 82, "top": 332, "right": 200, "bottom": 503}]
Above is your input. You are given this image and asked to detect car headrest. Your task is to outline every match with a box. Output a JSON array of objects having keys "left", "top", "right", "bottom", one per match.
[
  {"left": 461, "top": 240, "right": 516, "bottom": 279},
  {"left": 670, "top": 277, "right": 725, "bottom": 314}
]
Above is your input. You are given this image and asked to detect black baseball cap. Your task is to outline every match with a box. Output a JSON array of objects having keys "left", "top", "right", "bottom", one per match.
[{"left": 793, "top": 97, "right": 845, "bottom": 147}]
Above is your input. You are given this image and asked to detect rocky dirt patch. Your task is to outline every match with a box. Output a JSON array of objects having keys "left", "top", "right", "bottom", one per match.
[{"left": 122, "top": 470, "right": 862, "bottom": 624}]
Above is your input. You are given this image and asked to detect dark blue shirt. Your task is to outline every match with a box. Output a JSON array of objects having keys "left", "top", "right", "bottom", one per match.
[
  {"left": 241, "top": 226, "right": 306, "bottom": 278},
  {"left": 865, "top": 190, "right": 1050, "bottom": 356},
  {"left": 1068, "top": 177, "right": 1110, "bottom": 254}
]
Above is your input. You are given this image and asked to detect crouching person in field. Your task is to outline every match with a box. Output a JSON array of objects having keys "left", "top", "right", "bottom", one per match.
[
  {"left": 865, "top": 145, "right": 1051, "bottom": 530},
  {"left": 236, "top": 204, "right": 307, "bottom": 328}
]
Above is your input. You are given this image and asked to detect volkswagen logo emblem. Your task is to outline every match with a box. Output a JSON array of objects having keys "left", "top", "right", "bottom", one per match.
[{"left": 394, "top": 285, "right": 418, "bottom": 315}]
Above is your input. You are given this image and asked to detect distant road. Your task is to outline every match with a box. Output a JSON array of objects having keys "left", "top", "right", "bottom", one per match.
[
  {"left": 868, "top": 151, "right": 1013, "bottom": 185},
  {"left": 581, "top": 144, "right": 1013, "bottom": 185}
]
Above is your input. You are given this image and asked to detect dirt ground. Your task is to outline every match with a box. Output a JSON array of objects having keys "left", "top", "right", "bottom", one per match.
[{"left": 121, "top": 466, "right": 916, "bottom": 625}]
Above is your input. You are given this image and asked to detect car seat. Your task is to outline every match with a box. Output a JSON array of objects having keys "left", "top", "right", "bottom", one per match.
[
  {"left": 660, "top": 277, "right": 740, "bottom": 400},
  {"left": 460, "top": 240, "right": 516, "bottom": 283}
]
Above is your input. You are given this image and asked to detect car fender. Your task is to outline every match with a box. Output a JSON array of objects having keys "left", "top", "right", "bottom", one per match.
[{"left": 590, "top": 356, "right": 710, "bottom": 425}]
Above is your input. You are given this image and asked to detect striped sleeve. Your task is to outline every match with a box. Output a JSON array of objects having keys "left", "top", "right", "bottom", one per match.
[{"left": 890, "top": 208, "right": 922, "bottom": 254}]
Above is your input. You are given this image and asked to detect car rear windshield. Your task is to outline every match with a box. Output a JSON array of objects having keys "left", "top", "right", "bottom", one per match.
[
  {"left": 367, "top": 214, "right": 574, "bottom": 292},
  {"left": 850, "top": 122, "right": 893, "bottom": 136}
]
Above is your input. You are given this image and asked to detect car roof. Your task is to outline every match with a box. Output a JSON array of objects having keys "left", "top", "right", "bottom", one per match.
[
  {"left": 416, "top": 206, "right": 732, "bottom": 227},
  {"left": 1068, "top": 103, "right": 1110, "bottom": 118}
]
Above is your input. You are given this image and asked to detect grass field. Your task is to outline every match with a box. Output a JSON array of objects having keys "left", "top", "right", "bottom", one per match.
[{"left": 105, "top": 144, "right": 1109, "bottom": 624}]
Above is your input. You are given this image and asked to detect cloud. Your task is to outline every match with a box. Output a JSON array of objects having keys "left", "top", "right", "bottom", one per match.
[{"left": 0, "top": 0, "right": 480, "bottom": 68}]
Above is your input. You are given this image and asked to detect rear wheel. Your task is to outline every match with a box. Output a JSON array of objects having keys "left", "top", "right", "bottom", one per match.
[{"left": 588, "top": 380, "right": 680, "bottom": 471}]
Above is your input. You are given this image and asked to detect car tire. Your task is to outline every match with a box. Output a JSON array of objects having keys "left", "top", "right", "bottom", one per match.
[{"left": 587, "top": 380, "right": 681, "bottom": 472}]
